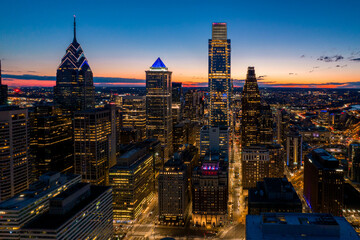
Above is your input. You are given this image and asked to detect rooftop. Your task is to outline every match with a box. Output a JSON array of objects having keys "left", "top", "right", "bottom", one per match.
[{"left": 150, "top": 57, "right": 167, "bottom": 69}]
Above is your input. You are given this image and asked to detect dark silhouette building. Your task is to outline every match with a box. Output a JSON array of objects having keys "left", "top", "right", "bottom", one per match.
[
  {"left": 0, "top": 61, "right": 8, "bottom": 105},
  {"left": 53, "top": 17, "right": 95, "bottom": 112},
  {"left": 348, "top": 143, "right": 360, "bottom": 182},
  {"left": 248, "top": 178, "right": 302, "bottom": 215},
  {"left": 304, "top": 148, "right": 344, "bottom": 216},
  {"left": 29, "top": 104, "right": 73, "bottom": 178},
  {"left": 208, "top": 23, "right": 231, "bottom": 127}
]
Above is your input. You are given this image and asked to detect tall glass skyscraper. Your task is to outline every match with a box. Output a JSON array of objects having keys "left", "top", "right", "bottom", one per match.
[
  {"left": 208, "top": 23, "right": 231, "bottom": 127},
  {"left": 146, "top": 58, "right": 173, "bottom": 160},
  {"left": 54, "top": 17, "right": 95, "bottom": 112},
  {"left": 241, "top": 67, "right": 261, "bottom": 147}
]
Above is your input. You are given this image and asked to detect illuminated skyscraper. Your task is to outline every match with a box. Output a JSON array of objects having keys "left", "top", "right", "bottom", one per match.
[
  {"left": 146, "top": 58, "right": 173, "bottom": 159},
  {"left": 0, "top": 106, "right": 30, "bottom": 201},
  {"left": 54, "top": 17, "right": 95, "bottom": 112},
  {"left": 0, "top": 61, "right": 8, "bottom": 105},
  {"left": 241, "top": 67, "right": 261, "bottom": 147},
  {"left": 349, "top": 143, "right": 360, "bottom": 182},
  {"left": 73, "top": 105, "right": 116, "bottom": 185},
  {"left": 209, "top": 23, "right": 231, "bottom": 127}
]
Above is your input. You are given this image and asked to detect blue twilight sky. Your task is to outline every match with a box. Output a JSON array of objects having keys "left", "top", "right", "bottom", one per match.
[{"left": 0, "top": 0, "right": 360, "bottom": 87}]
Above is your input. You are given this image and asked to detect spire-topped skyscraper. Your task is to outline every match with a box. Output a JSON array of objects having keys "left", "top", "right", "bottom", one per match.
[
  {"left": 208, "top": 23, "right": 231, "bottom": 127},
  {"left": 0, "top": 60, "right": 8, "bottom": 105},
  {"left": 241, "top": 67, "right": 261, "bottom": 147},
  {"left": 54, "top": 16, "right": 95, "bottom": 111},
  {"left": 146, "top": 57, "right": 173, "bottom": 160}
]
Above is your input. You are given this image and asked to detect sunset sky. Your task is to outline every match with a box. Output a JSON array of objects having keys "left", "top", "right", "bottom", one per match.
[{"left": 0, "top": 0, "right": 359, "bottom": 88}]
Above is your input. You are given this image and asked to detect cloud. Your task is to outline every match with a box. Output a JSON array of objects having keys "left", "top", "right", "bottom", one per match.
[
  {"left": 289, "top": 73, "right": 298, "bottom": 75},
  {"left": 313, "top": 66, "right": 320, "bottom": 69},
  {"left": 350, "top": 58, "right": 360, "bottom": 62},
  {"left": 257, "top": 75, "right": 267, "bottom": 81},
  {"left": 317, "top": 55, "right": 344, "bottom": 62},
  {"left": 300, "top": 55, "right": 305, "bottom": 58}
]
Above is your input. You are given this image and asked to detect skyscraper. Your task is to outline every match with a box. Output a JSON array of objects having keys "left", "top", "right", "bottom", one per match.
[
  {"left": 0, "top": 60, "right": 8, "bottom": 105},
  {"left": 349, "top": 143, "right": 360, "bottom": 182},
  {"left": 54, "top": 17, "right": 95, "bottom": 112},
  {"left": 0, "top": 106, "right": 30, "bottom": 201},
  {"left": 304, "top": 148, "right": 344, "bottom": 216},
  {"left": 209, "top": 23, "right": 231, "bottom": 127},
  {"left": 73, "top": 105, "right": 116, "bottom": 185},
  {"left": 146, "top": 57, "right": 173, "bottom": 160},
  {"left": 241, "top": 67, "right": 261, "bottom": 147}
]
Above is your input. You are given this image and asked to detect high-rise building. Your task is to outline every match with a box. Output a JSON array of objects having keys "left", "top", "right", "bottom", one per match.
[
  {"left": 268, "top": 144, "right": 285, "bottom": 178},
  {"left": 158, "top": 158, "right": 189, "bottom": 225},
  {"left": 248, "top": 178, "right": 302, "bottom": 215},
  {"left": 304, "top": 148, "right": 344, "bottom": 216},
  {"left": 0, "top": 172, "right": 81, "bottom": 239},
  {"left": 146, "top": 57, "right": 173, "bottom": 160},
  {"left": 117, "top": 95, "right": 146, "bottom": 140},
  {"left": 53, "top": 17, "right": 95, "bottom": 112},
  {"left": 0, "top": 106, "right": 30, "bottom": 201},
  {"left": 241, "top": 67, "right": 261, "bottom": 147},
  {"left": 242, "top": 145, "right": 270, "bottom": 189},
  {"left": 74, "top": 105, "right": 116, "bottom": 185},
  {"left": 208, "top": 23, "right": 231, "bottom": 127},
  {"left": 184, "top": 90, "right": 204, "bottom": 123},
  {"left": 109, "top": 145, "right": 154, "bottom": 221},
  {"left": 276, "top": 109, "right": 290, "bottom": 145},
  {"left": 286, "top": 131, "right": 303, "bottom": 171},
  {"left": 246, "top": 213, "right": 359, "bottom": 240},
  {"left": 29, "top": 104, "right": 73, "bottom": 178},
  {"left": 0, "top": 60, "right": 8, "bottom": 105},
  {"left": 259, "top": 104, "right": 274, "bottom": 145},
  {"left": 200, "top": 125, "right": 229, "bottom": 162},
  {"left": 348, "top": 143, "right": 360, "bottom": 182},
  {"left": 20, "top": 183, "right": 113, "bottom": 240},
  {"left": 192, "top": 161, "right": 228, "bottom": 227}
]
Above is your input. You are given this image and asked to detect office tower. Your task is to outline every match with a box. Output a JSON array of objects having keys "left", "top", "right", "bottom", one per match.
[
  {"left": 158, "top": 158, "right": 189, "bottom": 225},
  {"left": 242, "top": 145, "right": 270, "bottom": 189},
  {"left": 184, "top": 90, "right": 205, "bottom": 122},
  {"left": 0, "top": 172, "right": 81, "bottom": 239},
  {"left": 200, "top": 125, "right": 229, "bottom": 161},
  {"left": 53, "top": 17, "right": 95, "bottom": 112},
  {"left": 29, "top": 104, "right": 73, "bottom": 178},
  {"left": 304, "top": 148, "right": 344, "bottom": 216},
  {"left": 0, "top": 106, "right": 30, "bottom": 201},
  {"left": 241, "top": 67, "right": 261, "bottom": 147},
  {"left": 0, "top": 60, "right": 8, "bottom": 105},
  {"left": 248, "top": 178, "right": 302, "bottom": 215},
  {"left": 349, "top": 143, "right": 360, "bottom": 182},
  {"left": 173, "top": 122, "right": 186, "bottom": 152},
  {"left": 109, "top": 145, "right": 154, "bottom": 221},
  {"left": 208, "top": 23, "right": 231, "bottom": 127},
  {"left": 268, "top": 144, "right": 285, "bottom": 178},
  {"left": 74, "top": 105, "right": 116, "bottom": 185},
  {"left": 175, "top": 144, "right": 199, "bottom": 180},
  {"left": 298, "top": 126, "right": 330, "bottom": 145},
  {"left": 192, "top": 161, "right": 228, "bottom": 227},
  {"left": 246, "top": 213, "right": 359, "bottom": 240},
  {"left": 259, "top": 104, "right": 274, "bottom": 144},
  {"left": 172, "top": 82, "right": 182, "bottom": 104},
  {"left": 118, "top": 95, "right": 146, "bottom": 140},
  {"left": 286, "top": 131, "right": 303, "bottom": 171},
  {"left": 276, "top": 109, "right": 290, "bottom": 145},
  {"left": 20, "top": 183, "right": 113, "bottom": 240},
  {"left": 146, "top": 57, "right": 173, "bottom": 160}
]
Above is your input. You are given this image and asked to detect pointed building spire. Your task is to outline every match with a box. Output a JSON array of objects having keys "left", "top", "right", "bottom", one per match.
[{"left": 73, "top": 15, "right": 77, "bottom": 43}]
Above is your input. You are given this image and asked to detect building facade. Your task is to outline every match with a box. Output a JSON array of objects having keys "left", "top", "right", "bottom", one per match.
[
  {"left": 286, "top": 131, "right": 303, "bottom": 171},
  {"left": 74, "top": 105, "right": 116, "bottom": 185},
  {"left": 29, "top": 104, "right": 73, "bottom": 178},
  {"left": 208, "top": 23, "right": 231, "bottom": 127},
  {"left": 0, "top": 60, "right": 8, "bottom": 105},
  {"left": 200, "top": 125, "right": 229, "bottom": 161},
  {"left": 53, "top": 17, "right": 95, "bottom": 112},
  {"left": 0, "top": 106, "right": 30, "bottom": 201},
  {"left": 348, "top": 143, "right": 360, "bottom": 182},
  {"left": 0, "top": 172, "right": 81, "bottom": 239},
  {"left": 158, "top": 158, "right": 188, "bottom": 225},
  {"left": 304, "top": 148, "right": 344, "bottom": 216},
  {"left": 146, "top": 57, "right": 173, "bottom": 160},
  {"left": 20, "top": 183, "right": 113, "bottom": 240}
]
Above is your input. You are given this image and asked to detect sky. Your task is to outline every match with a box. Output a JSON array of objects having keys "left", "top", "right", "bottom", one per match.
[{"left": 0, "top": 0, "right": 359, "bottom": 88}]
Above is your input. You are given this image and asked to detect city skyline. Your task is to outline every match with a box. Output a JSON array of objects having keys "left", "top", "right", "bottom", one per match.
[{"left": 1, "top": 0, "right": 360, "bottom": 88}]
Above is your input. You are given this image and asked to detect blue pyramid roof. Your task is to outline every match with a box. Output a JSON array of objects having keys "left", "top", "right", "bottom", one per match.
[{"left": 151, "top": 57, "right": 167, "bottom": 68}]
